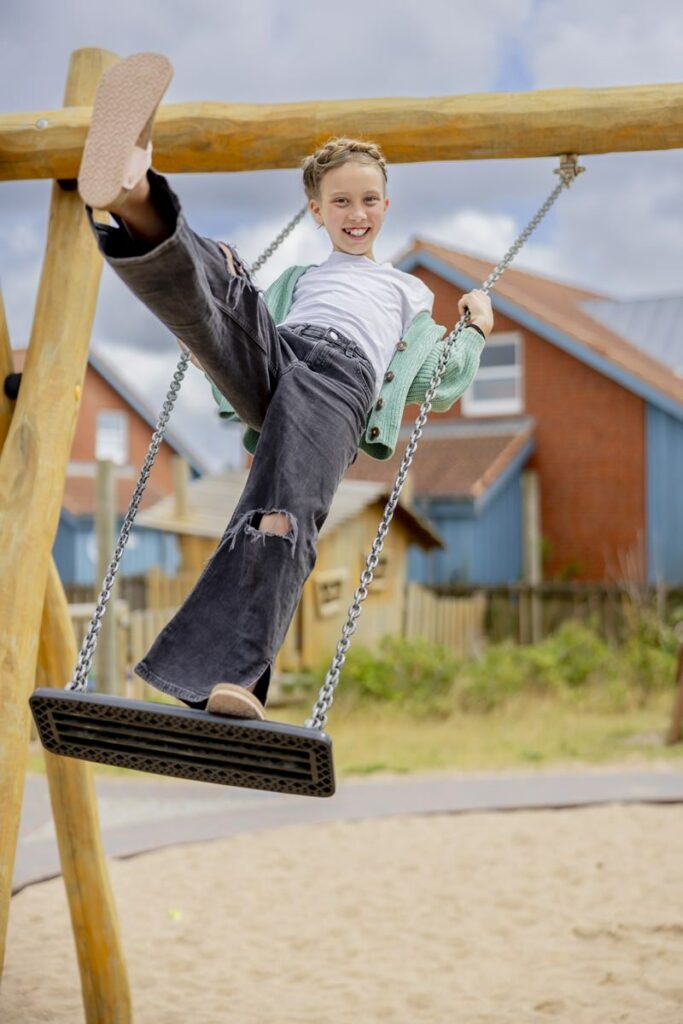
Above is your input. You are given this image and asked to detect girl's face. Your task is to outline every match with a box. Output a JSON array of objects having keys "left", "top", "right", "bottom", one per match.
[{"left": 308, "top": 160, "right": 390, "bottom": 261}]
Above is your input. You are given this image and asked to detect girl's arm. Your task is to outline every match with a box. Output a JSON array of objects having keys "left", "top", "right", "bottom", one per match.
[
  {"left": 406, "top": 324, "right": 485, "bottom": 411},
  {"left": 407, "top": 289, "right": 492, "bottom": 411}
]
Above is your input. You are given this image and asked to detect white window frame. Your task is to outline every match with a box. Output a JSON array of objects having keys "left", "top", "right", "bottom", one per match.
[
  {"left": 461, "top": 331, "right": 524, "bottom": 417},
  {"left": 95, "top": 409, "right": 129, "bottom": 466}
]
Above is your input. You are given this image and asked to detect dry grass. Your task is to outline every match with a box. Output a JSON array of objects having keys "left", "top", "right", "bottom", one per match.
[{"left": 26, "top": 689, "right": 682, "bottom": 778}]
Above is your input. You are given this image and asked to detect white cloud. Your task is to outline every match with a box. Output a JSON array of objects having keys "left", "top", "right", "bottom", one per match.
[
  {"left": 1, "top": 0, "right": 681, "bottom": 466},
  {"left": 413, "top": 206, "right": 572, "bottom": 283},
  {"left": 528, "top": 0, "right": 683, "bottom": 88}
]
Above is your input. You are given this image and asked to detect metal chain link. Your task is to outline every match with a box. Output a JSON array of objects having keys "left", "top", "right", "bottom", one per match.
[
  {"left": 67, "top": 205, "right": 309, "bottom": 692},
  {"left": 305, "top": 155, "right": 585, "bottom": 731}
]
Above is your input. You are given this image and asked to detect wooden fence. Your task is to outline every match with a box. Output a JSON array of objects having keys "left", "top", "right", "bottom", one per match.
[
  {"left": 64, "top": 576, "right": 682, "bottom": 663},
  {"left": 403, "top": 583, "right": 486, "bottom": 657},
  {"left": 66, "top": 601, "right": 173, "bottom": 700},
  {"left": 59, "top": 581, "right": 486, "bottom": 703},
  {"left": 432, "top": 582, "right": 683, "bottom": 644},
  {"left": 65, "top": 568, "right": 198, "bottom": 612}
]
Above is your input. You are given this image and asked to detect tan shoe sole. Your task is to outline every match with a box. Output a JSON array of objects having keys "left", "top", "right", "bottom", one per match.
[
  {"left": 78, "top": 52, "right": 173, "bottom": 210},
  {"left": 207, "top": 683, "right": 266, "bottom": 721}
]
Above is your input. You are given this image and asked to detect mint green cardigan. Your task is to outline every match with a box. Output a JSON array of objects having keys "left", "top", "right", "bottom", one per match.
[{"left": 207, "top": 264, "right": 485, "bottom": 461}]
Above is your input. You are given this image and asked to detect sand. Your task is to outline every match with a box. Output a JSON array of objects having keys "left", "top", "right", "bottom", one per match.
[{"left": 4, "top": 803, "right": 683, "bottom": 1024}]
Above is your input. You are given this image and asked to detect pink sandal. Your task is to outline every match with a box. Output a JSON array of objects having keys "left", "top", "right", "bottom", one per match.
[{"left": 78, "top": 52, "right": 173, "bottom": 210}]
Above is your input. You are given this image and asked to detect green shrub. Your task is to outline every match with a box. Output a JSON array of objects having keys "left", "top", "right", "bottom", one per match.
[
  {"left": 459, "top": 618, "right": 677, "bottom": 713},
  {"left": 292, "top": 616, "right": 678, "bottom": 717},
  {"left": 297, "top": 634, "right": 459, "bottom": 718}
]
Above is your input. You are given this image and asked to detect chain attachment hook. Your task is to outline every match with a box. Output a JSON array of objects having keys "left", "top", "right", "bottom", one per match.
[{"left": 554, "top": 153, "right": 585, "bottom": 187}]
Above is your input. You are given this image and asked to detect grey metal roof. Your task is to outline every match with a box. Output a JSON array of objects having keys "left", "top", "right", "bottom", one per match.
[{"left": 581, "top": 295, "right": 683, "bottom": 377}]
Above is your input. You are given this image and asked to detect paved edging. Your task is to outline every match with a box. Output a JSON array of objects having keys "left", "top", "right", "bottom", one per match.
[{"left": 14, "top": 766, "right": 683, "bottom": 893}]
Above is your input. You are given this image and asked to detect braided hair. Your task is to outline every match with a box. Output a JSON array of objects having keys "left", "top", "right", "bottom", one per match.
[{"left": 301, "top": 136, "right": 388, "bottom": 201}]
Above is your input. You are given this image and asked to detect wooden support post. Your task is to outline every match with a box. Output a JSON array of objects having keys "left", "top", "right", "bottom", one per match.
[
  {"left": 95, "top": 458, "right": 118, "bottom": 695},
  {"left": 522, "top": 470, "right": 543, "bottom": 643},
  {"left": 665, "top": 644, "right": 683, "bottom": 746},
  {"left": 0, "top": 46, "right": 118, "bottom": 974},
  {"left": 39, "top": 561, "right": 132, "bottom": 1022}
]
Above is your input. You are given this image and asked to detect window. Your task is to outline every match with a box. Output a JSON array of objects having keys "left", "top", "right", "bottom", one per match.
[
  {"left": 96, "top": 410, "right": 129, "bottom": 466},
  {"left": 461, "top": 332, "right": 523, "bottom": 416},
  {"left": 314, "top": 568, "right": 350, "bottom": 619}
]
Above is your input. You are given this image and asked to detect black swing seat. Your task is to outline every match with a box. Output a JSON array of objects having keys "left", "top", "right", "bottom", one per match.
[{"left": 30, "top": 689, "right": 335, "bottom": 798}]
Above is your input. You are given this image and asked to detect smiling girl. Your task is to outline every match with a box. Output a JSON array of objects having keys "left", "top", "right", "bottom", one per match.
[{"left": 78, "top": 53, "right": 493, "bottom": 721}]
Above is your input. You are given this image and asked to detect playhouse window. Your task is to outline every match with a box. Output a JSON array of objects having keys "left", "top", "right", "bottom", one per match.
[
  {"left": 461, "top": 332, "right": 523, "bottom": 416},
  {"left": 314, "top": 568, "right": 350, "bottom": 619},
  {"left": 96, "top": 410, "right": 129, "bottom": 466}
]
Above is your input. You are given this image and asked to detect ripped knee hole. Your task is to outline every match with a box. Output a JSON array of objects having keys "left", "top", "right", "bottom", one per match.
[{"left": 225, "top": 507, "right": 299, "bottom": 557}]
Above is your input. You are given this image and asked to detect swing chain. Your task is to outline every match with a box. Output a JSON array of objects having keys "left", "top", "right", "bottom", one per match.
[
  {"left": 248, "top": 206, "right": 309, "bottom": 275},
  {"left": 66, "top": 207, "right": 307, "bottom": 692},
  {"left": 305, "top": 154, "right": 585, "bottom": 731}
]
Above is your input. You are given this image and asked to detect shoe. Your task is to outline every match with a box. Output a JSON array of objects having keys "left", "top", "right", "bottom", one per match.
[
  {"left": 207, "top": 682, "right": 266, "bottom": 721},
  {"left": 78, "top": 52, "right": 173, "bottom": 210}
]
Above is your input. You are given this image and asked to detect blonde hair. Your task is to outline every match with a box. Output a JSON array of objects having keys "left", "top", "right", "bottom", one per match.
[{"left": 301, "top": 136, "right": 388, "bottom": 202}]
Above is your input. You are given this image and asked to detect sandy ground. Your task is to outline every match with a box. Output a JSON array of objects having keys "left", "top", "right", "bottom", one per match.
[{"left": 4, "top": 803, "right": 683, "bottom": 1024}]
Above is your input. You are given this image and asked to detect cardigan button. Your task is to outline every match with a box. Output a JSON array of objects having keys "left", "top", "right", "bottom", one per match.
[
  {"left": 384, "top": 370, "right": 395, "bottom": 382},
  {"left": 396, "top": 341, "right": 407, "bottom": 351},
  {"left": 369, "top": 426, "right": 381, "bottom": 439},
  {"left": 375, "top": 398, "right": 385, "bottom": 410}
]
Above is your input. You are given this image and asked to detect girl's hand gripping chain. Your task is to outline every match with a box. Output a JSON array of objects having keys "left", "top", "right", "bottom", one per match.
[{"left": 458, "top": 289, "right": 494, "bottom": 338}]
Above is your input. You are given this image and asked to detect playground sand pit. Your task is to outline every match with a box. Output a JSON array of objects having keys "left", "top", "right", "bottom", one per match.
[{"left": 5, "top": 803, "right": 683, "bottom": 1023}]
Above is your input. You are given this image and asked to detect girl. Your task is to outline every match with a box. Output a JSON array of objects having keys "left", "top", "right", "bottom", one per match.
[{"left": 78, "top": 53, "right": 493, "bottom": 722}]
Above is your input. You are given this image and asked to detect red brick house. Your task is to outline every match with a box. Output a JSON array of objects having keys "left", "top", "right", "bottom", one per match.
[{"left": 346, "top": 239, "right": 683, "bottom": 586}]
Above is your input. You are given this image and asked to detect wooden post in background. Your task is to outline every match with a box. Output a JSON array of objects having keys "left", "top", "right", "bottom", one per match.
[
  {"left": 522, "top": 470, "right": 543, "bottom": 643},
  {"left": 173, "top": 454, "right": 189, "bottom": 519},
  {"left": 95, "top": 458, "right": 118, "bottom": 695},
  {"left": 666, "top": 643, "right": 683, "bottom": 745},
  {"left": 0, "top": 46, "right": 119, "bottom": 975}
]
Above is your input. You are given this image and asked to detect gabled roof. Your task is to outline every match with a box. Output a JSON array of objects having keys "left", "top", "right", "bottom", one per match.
[
  {"left": 396, "top": 238, "right": 683, "bottom": 418},
  {"left": 12, "top": 346, "right": 209, "bottom": 475},
  {"left": 134, "top": 470, "right": 444, "bottom": 549},
  {"left": 345, "top": 418, "right": 535, "bottom": 505}
]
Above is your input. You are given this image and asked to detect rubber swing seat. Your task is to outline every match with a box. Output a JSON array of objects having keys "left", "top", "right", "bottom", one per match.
[{"left": 30, "top": 688, "right": 335, "bottom": 797}]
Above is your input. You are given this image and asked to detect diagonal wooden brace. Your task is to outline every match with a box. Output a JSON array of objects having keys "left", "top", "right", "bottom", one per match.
[{"left": 0, "top": 48, "right": 132, "bottom": 1022}]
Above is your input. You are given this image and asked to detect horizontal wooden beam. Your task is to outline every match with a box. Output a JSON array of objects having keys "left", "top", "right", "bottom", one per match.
[{"left": 2, "top": 81, "right": 683, "bottom": 182}]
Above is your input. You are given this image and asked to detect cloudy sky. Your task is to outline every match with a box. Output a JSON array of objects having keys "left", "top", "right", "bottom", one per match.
[{"left": 2, "top": 0, "right": 682, "bottom": 471}]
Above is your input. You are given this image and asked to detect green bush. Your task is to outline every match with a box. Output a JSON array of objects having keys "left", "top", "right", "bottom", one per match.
[
  {"left": 299, "top": 634, "right": 459, "bottom": 718},
  {"left": 293, "top": 617, "right": 678, "bottom": 717},
  {"left": 456, "top": 619, "right": 677, "bottom": 714}
]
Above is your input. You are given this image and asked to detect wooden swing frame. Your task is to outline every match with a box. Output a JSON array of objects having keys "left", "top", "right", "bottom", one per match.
[{"left": 1, "top": 45, "right": 682, "bottom": 1023}]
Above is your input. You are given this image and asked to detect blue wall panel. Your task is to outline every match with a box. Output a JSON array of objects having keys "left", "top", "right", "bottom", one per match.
[
  {"left": 53, "top": 517, "right": 181, "bottom": 586},
  {"left": 473, "top": 469, "right": 523, "bottom": 583},
  {"left": 646, "top": 404, "right": 683, "bottom": 585},
  {"left": 408, "top": 468, "right": 524, "bottom": 585}
]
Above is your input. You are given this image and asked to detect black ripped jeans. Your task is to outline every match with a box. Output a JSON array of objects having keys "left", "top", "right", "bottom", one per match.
[{"left": 86, "top": 170, "right": 376, "bottom": 707}]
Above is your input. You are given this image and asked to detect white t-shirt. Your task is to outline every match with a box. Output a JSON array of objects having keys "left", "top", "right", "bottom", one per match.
[{"left": 278, "top": 250, "right": 434, "bottom": 401}]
